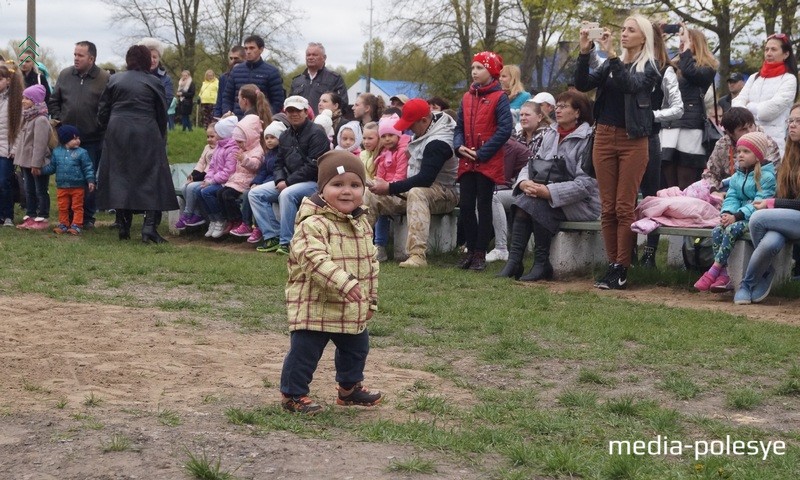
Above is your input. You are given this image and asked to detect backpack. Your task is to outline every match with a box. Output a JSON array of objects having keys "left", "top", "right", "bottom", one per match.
[
  {"left": 47, "top": 119, "right": 61, "bottom": 151},
  {"left": 682, "top": 236, "right": 714, "bottom": 271}
]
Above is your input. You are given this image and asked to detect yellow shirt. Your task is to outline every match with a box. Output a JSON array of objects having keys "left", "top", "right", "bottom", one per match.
[{"left": 199, "top": 79, "right": 219, "bottom": 105}]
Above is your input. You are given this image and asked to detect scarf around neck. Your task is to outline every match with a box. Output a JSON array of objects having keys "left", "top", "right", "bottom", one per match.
[
  {"left": 22, "top": 102, "right": 48, "bottom": 122},
  {"left": 759, "top": 61, "right": 787, "bottom": 78}
]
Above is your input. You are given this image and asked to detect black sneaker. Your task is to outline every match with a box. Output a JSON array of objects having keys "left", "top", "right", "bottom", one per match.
[
  {"left": 336, "top": 383, "right": 382, "bottom": 406},
  {"left": 594, "top": 263, "right": 615, "bottom": 288},
  {"left": 282, "top": 395, "right": 323, "bottom": 414},
  {"left": 598, "top": 263, "right": 627, "bottom": 290}
]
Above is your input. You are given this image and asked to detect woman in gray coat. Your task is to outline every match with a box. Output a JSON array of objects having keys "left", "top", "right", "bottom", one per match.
[
  {"left": 97, "top": 45, "right": 178, "bottom": 243},
  {"left": 498, "top": 91, "right": 600, "bottom": 281}
]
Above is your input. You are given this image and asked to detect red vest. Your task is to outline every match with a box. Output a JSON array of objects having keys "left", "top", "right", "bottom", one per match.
[{"left": 457, "top": 81, "right": 506, "bottom": 185}]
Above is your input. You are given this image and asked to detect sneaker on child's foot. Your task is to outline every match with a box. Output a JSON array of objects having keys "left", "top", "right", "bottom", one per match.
[
  {"left": 485, "top": 248, "right": 509, "bottom": 263},
  {"left": 2, "top": 218, "right": 13, "bottom": 227},
  {"left": 184, "top": 214, "right": 206, "bottom": 227},
  {"left": 256, "top": 238, "right": 280, "bottom": 252},
  {"left": 174, "top": 214, "right": 190, "bottom": 230},
  {"left": 282, "top": 395, "right": 323, "bottom": 414},
  {"left": 336, "top": 383, "right": 383, "bottom": 406},
  {"left": 210, "top": 221, "right": 227, "bottom": 238},
  {"left": 230, "top": 222, "right": 252, "bottom": 237},
  {"left": 53, "top": 223, "right": 69, "bottom": 234},
  {"left": 246, "top": 227, "right": 263, "bottom": 244},
  {"left": 275, "top": 244, "right": 290, "bottom": 255},
  {"left": 67, "top": 224, "right": 82, "bottom": 235},
  {"left": 709, "top": 274, "right": 733, "bottom": 293},
  {"left": 694, "top": 271, "right": 717, "bottom": 291}
]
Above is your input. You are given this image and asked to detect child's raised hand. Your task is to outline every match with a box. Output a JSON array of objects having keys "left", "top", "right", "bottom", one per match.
[
  {"left": 720, "top": 212, "right": 734, "bottom": 227},
  {"left": 88, "top": 183, "right": 95, "bottom": 192},
  {"left": 345, "top": 283, "right": 363, "bottom": 302}
]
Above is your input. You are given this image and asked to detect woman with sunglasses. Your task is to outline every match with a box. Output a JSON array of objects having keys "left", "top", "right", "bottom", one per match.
[{"left": 732, "top": 33, "right": 798, "bottom": 156}]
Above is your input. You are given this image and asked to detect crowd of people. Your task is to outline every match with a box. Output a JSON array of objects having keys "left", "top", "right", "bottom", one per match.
[{"left": 2, "top": 28, "right": 800, "bottom": 298}]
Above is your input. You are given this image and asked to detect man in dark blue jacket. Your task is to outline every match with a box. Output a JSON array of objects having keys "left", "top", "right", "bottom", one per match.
[
  {"left": 213, "top": 46, "right": 244, "bottom": 118},
  {"left": 220, "top": 35, "right": 285, "bottom": 117}
]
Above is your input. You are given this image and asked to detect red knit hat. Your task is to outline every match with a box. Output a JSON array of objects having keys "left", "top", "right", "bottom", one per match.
[
  {"left": 737, "top": 132, "right": 771, "bottom": 163},
  {"left": 472, "top": 51, "right": 503, "bottom": 78}
]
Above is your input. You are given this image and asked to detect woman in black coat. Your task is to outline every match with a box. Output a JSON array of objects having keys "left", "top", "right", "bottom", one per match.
[
  {"left": 176, "top": 70, "right": 195, "bottom": 131},
  {"left": 96, "top": 45, "right": 178, "bottom": 243}
]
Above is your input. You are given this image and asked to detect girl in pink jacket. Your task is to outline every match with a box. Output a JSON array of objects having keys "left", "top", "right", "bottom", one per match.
[
  {"left": 200, "top": 115, "right": 239, "bottom": 238},
  {"left": 372, "top": 115, "right": 412, "bottom": 262},
  {"left": 217, "top": 114, "right": 264, "bottom": 237}
]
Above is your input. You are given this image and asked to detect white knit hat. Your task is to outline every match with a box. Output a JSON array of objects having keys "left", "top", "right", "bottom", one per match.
[
  {"left": 314, "top": 109, "right": 334, "bottom": 138},
  {"left": 214, "top": 116, "right": 238, "bottom": 139},
  {"left": 263, "top": 120, "right": 287, "bottom": 139}
]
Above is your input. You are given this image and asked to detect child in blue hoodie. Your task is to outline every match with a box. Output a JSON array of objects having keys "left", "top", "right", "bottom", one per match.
[{"left": 41, "top": 125, "right": 95, "bottom": 235}]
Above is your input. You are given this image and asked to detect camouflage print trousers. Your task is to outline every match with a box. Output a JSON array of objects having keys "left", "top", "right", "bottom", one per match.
[{"left": 363, "top": 183, "right": 459, "bottom": 258}]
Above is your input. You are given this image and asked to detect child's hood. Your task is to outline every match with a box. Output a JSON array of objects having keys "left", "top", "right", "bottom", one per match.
[
  {"left": 232, "top": 114, "right": 263, "bottom": 151},
  {"left": 336, "top": 120, "right": 363, "bottom": 152}
]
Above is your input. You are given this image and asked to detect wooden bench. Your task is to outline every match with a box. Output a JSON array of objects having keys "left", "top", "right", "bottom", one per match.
[{"left": 554, "top": 221, "right": 793, "bottom": 287}]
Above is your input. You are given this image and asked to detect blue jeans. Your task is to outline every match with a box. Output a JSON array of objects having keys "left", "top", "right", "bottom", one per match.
[
  {"left": 0, "top": 157, "right": 14, "bottom": 220},
  {"left": 21, "top": 168, "right": 50, "bottom": 218},
  {"left": 81, "top": 140, "right": 102, "bottom": 224},
  {"left": 741, "top": 209, "right": 800, "bottom": 287},
  {"left": 249, "top": 180, "right": 317, "bottom": 245},
  {"left": 199, "top": 183, "right": 224, "bottom": 221},
  {"left": 374, "top": 215, "right": 390, "bottom": 246},
  {"left": 280, "top": 329, "right": 369, "bottom": 397},
  {"left": 182, "top": 181, "right": 203, "bottom": 216}
]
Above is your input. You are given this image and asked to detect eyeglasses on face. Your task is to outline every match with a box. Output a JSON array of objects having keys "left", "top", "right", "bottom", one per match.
[
  {"left": 555, "top": 103, "right": 571, "bottom": 110},
  {"left": 787, "top": 117, "right": 800, "bottom": 125}
]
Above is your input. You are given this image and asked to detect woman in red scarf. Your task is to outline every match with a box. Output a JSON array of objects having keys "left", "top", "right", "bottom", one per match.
[{"left": 732, "top": 34, "right": 798, "bottom": 156}]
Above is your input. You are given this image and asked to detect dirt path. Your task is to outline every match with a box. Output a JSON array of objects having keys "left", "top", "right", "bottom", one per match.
[{"left": 0, "top": 296, "right": 480, "bottom": 480}]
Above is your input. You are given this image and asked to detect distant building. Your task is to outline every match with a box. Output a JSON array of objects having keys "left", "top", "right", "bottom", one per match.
[{"left": 347, "top": 76, "right": 428, "bottom": 105}]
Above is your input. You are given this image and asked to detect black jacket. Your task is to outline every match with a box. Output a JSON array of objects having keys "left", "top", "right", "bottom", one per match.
[
  {"left": 49, "top": 64, "right": 110, "bottom": 143},
  {"left": 662, "top": 50, "right": 716, "bottom": 130},
  {"left": 575, "top": 52, "right": 661, "bottom": 138},
  {"left": 273, "top": 119, "right": 330, "bottom": 186},
  {"left": 290, "top": 66, "right": 348, "bottom": 115}
]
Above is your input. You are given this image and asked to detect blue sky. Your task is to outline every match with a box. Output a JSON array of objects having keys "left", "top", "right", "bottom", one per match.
[{"left": 1, "top": 0, "right": 375, "bottom": 72}]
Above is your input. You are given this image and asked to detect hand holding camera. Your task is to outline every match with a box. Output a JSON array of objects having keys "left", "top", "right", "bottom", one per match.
[{"left": 579, "top": 21, "right": 613, "bottom": 55}]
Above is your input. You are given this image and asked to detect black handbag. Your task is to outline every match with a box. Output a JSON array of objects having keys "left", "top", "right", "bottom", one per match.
[
  {"left": 701, "top": 82, "right": 722, "bottom": 155},
  {"left": 530, "top": 155, "right": 572, "bottom": 184},
  {"left": 580, "top": 125, "right": 596, "bottom": 178}
]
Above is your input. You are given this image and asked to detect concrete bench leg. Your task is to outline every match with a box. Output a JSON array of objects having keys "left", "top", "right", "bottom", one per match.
[
  {"left": 167, "top": 196, "right": 185, "bottom": 235},
  {"left": 550, "top": 230, "right": 606, "bottom": 277},
  {"left": 392, "top": 213, "right": 458, "bottom": 259}
]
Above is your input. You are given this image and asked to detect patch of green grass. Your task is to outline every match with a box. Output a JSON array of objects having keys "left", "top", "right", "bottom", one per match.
[
  {"left": 83, "top": 391, "right": 103, "bottom": 407},
  {"left": 157, "top": 408, "right": 182, "bottom": 427},
  {"left": 55, "top": 397, "right": 68, "bottom": 409},
  {"left": 726, "top": 388, "right": 763, "bottom": 410},
  {"left": 606, "top": 395, "right": 642, "bottom": 416},
  {"left": 405, "top": 393, "right": 453, "bottom": 416},
  {"left": 22, "top": 378, "right": 51, "bottom": 394},
  {"left": 387, "top": 456, "right": 437, "bottom": 474},
  {"left": 183, "top": 449, "right": 235, "bottom": 480},
  {"left": 539, "top": 443, "right": 586, "bottom": 477},
  {"left": 660, "top": 371, "right": 702, "bottom": 400},
  {"left": 101, "top": 434, "right": 131, "bottom": 452},
  {"left": 557, "top": 389, "right": 598, "bottom": 409},
  {"left": 577, "top": 368, "right": 612, "bottom": 385}
]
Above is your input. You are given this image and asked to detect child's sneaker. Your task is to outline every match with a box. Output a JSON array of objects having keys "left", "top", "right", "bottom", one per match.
[
  {"left": 709, "top": 274, "right": 733, "bottom": 293},
  {"left": 2, "top": 218, "right": 13, "bottom": 227},
  {"left": 246, "top": 227, "right": 263, "bottom": 244},
  {"left": 211, "top": 221, "right": 228, "bottom": 238},
  {"left": 336, "top": 383, "right": 382, "bottom": 406},
  {"left": 694, "top": 270, "right": 717, "bottom": 291},
  {"left": 30, "top": 217, "right": 50, "bottom": 230},
  {"left": 16, "top": 216, "right": 34, "bottom": 230},
  {"left": 184, "top": 214, "right": 206, "bottom": 227},
  {"left": 53, "top": 223, "right": 69, "bottom": 234},
  {"left": 275, "top": 244, "right": 290, "bottom": 255},
  {"left": 282, "top": 395, "right": 323, "bottom": 414},
  {"left": 67, "top": 224, "right": 82, "bottom": 235},
  {"left": 230, "top": 222, "right": 252, "bottom": 237},
  {"left": 204, "top": 222, "right": 216, "bottom": 237},
  {"left": 256, "top": 238, "right": 280, "bottom": 252},
  {"left": 174, "top": 214, "right": 190, "bottom": 230}
]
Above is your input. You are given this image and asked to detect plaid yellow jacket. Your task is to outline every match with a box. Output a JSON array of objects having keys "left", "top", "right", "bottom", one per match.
[{"left": 285, "top": 194, "right": 378, "bottom": 334}]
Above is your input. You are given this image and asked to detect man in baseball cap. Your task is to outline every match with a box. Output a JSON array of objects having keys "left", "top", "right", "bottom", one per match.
[
  {"left": 364, "top": 98, "right": 460, "bottom": 268},
  {"left": 531, "top": 91, "right": 556, "bottom": 119},
  {"left": 719, "top": 73, "right": 745, "bottom": 113}
]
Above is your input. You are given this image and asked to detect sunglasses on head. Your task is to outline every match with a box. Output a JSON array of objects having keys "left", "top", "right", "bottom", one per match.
[{"left": 768, "top": 33, "right": 790, "bottom": 46}]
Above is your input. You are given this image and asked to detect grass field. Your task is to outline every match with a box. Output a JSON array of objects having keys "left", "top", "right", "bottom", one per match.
[{"left": 0, "top": 129, "right": 798, "bottom": 478}]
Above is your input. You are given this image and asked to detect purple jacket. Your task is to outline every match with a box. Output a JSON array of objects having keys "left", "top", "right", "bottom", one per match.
[{"left": 205, "top": 137, "right": 239, "bottom": 185}]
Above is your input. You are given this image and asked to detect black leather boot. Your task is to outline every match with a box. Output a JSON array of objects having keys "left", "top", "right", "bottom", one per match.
[
  {"left": 141, "top": 210, "right": 167, "bottom": 244},
  {"left": 497, "top": 213, "right": 532, "bottom": 279},
  {"left": 457, "top": 250, "right": 474, "bottom": 269},
  {"left": 519, "top": 221, "right": 554, "bottom": 282},
  {"left": 469, "top": 250, "right": 486, "bottom": 271},
  {"left": 118, "top": 209, "right": 133, "bottom": 240}
]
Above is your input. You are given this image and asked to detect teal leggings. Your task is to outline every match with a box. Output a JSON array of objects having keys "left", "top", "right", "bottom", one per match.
[{"left": 712, "top": 220, "right": 747, "bottom": 266}]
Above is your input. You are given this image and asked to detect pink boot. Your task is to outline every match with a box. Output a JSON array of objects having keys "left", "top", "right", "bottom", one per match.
[
  {"left": 709, "top": 273, "right": 733, "bottom": 293},
  {"left": 694, "top": 270, "right": 718, "bottom": 291}
]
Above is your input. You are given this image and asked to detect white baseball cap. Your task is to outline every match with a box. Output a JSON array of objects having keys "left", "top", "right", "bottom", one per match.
[
  {"left": 531, "top": 92, "right": 556, "bottom": 106},
  {"left": 284, "top": 95, "right": 310, "bottom": 111}
]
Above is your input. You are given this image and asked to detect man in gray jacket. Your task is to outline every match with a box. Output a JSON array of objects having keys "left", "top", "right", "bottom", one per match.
[
  {"left": 49, "top": 41, "right": 110, "bottom": 228},
  {"left": 289, "top": 43, "right": 348, "bottom": 115}
]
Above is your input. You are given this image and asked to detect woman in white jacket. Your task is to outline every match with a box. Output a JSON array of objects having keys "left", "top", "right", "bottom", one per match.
[{"left": 732, "top": 33, "right": 798, "bottom": 156}]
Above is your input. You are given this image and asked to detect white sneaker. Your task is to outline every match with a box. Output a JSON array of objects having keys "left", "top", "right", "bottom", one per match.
[
  {"left": 485, "top": 249, "right": 509, "bottom": 263},
  {"left": 211, "top": 221, "right": 226, "bottom": 238},
  {"left": 204, "top": 222, "right": 216, "bottom": 237},
  {"left": 2, "top": 218, "right": 13, "bottom": 227}
]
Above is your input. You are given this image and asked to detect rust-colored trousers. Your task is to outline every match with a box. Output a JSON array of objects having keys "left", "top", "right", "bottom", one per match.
[{"left": 57, "top": 187, "right": 85, "bottom": 227}]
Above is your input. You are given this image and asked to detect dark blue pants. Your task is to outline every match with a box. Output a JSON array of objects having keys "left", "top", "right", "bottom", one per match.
[
  {"left": 21, "top": 168, "right": 50, "bottom": 218},
  {"left": 0, "top": 157, "right": 14, "bottom": 220},
  {"left": 280, "top": 329, "right": 370, "bottom": 397},
  {"left": 199, "top": 183, "right": 224, "bottom": 220},
  {"left": 81, "top": 140, "right": 102, "bottom": 225}
]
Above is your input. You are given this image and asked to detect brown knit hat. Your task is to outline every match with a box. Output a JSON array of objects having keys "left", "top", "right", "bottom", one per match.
[
  {"left": 737, "top": 131, "right": 771, "bottom": 163},
  {"left": 316, "top": 150, "right": 367, "bottom": 192}
]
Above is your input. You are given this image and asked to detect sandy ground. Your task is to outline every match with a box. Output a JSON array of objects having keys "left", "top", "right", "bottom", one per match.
[{"left": 0, "top": 282, "right": 798, "bottom": 479}]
